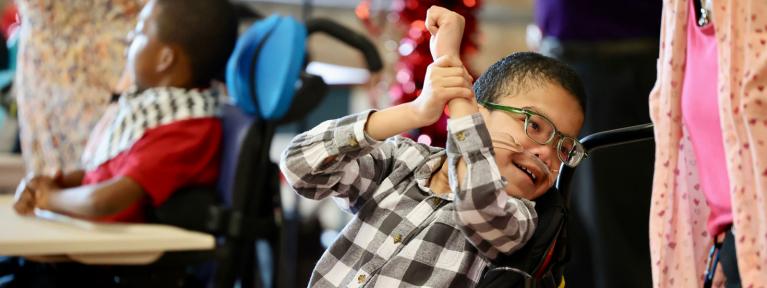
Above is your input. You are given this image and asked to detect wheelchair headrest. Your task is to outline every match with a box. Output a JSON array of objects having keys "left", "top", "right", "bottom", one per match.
[
  {"left": 225, "top": 14, "right": 383, "bottom": 124},
  {"left": 226, "top": 14, "right": 306, "bottom": 120}
]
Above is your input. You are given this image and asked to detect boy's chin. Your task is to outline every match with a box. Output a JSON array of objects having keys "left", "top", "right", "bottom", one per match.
[
  {"left": 505, "top": 185, "right": 547, "bottom": 200},
  {"left": 527, "top": 186, "right": 551, "bottom": 200}
]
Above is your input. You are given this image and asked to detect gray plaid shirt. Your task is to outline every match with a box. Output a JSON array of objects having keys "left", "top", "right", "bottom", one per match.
[{"left": 280, "top": 111, "right": 537, "bottom": 287}]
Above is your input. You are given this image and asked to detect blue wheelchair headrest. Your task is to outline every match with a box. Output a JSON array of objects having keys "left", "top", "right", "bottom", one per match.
[{"left": 226, "top": 15, "right": 306, "bottom": 120}]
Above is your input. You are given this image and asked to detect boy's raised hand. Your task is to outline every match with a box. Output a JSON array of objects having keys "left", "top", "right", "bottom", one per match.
[
  {"left": 363, "top": 6, "right": 473, "bottom": 140},
  {"left": 409, "top": 55, "right": 474, "bottom": 126},
  {"left": 426, "top": 6, "right": 465, "bottom": 60},
  {"left": 425, "top": 6, "right": 478, "bottom": 119}
]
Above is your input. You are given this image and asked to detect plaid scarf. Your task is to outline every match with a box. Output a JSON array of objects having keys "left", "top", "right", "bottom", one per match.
[{"left": 81, "top": 87, "right": 219, "bottom": 170}]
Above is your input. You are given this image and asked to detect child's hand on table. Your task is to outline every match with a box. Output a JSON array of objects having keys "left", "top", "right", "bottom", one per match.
[{"left": 13, "top": 173, "right": 62, "bottom": 215}]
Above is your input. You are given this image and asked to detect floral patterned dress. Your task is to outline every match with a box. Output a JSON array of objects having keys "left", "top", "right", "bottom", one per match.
[
  {"left": 15, "top": 0, "right": 142, "bottom": 174},
  {"left": 649, "top": 0, "right": 767, "bottom": 287}
]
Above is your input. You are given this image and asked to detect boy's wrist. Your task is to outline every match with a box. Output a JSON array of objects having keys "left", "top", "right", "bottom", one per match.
[
  {"left": 447, "top": 113, "right": 490, "bottom": 155},
  {"left": 365, "top": 104, "right": 426, "bottom": 141},
  {"left": 402, "top": 101, "right": 433, "bottom": 128},
  {"left": 34, "top": 188, "right": 57, "bottom": 211},
  {"left": 447, "top": 98, "right": 478, "bottom": 119}
]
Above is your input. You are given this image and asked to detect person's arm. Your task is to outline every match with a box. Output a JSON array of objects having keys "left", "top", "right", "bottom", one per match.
[
  {"left": 13, "top": 170, "right": 85, "bottom": 215},
  {"left": 30, "top": 176, "right": 144, "bottom": 218},
  {"left": 279, "top": 105, "right": 434, "bottom": 213},
  {"left": 428, "top": 5, "right": 537, "bottom": 259},
  {"left": 366, "top": 57, "right": 474, "bottom": 140},
  {"left": 27, "top": 118, "right": 221, "bottom": 219},
  {"left": 446, "top": 114, "right": 537, "bottom": 259},
  {"left": 279, "top": 110, "right": 401, "bottom": 212},
  {"left": 55, "top": 170, "right": 86, "bottom": 188},
  {"left": 281, "top": 52, "right": 472, "bottom": 213},
  {"left": 425, "top": 6, "right": 478, "bottom": 119}
]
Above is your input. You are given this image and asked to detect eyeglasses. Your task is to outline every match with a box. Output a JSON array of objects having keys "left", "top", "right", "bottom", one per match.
[{"left": 481, "top": 102, "right": 587, "bottom": 167}]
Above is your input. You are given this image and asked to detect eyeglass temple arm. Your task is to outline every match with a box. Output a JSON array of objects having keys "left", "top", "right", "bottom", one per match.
[{"left": 555, "top": 123, "right": 655, "bottom": 200}]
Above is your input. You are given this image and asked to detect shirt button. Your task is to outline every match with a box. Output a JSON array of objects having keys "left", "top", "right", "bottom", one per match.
[
  {"left": 348, "top": 136, "right": 359, "bottom": 147},
  {"left": 456, "top": 131, "right": 466, "bottom": 141},
  {"left": 393, "top": 233, "right": 402, "bottom": 244},
  {"left": 357, "top": 274, "right": 366, "bottom": 283}
]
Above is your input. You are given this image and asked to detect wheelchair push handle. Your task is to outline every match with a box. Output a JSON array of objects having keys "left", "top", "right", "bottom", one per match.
[{"left": 305, "top": 18, "right": 384, "bottom": 72}]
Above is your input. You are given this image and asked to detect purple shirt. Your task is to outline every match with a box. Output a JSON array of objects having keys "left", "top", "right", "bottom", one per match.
[{"left": 535, "top": 0, "right": 662, "bottom": 41}]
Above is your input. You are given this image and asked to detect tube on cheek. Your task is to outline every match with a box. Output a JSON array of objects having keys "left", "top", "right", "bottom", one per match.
[
  {"left": 492, "top": 129, "right": 557, "bottom": 190},
  {"left": 490, "top": 130, "right": 523, "bottom": 152},
  {"left": 481, "top": 106, "right": 524, "bottom": 153}
]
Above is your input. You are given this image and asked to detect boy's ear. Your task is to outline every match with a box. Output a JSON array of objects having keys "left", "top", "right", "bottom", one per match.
[{"left": 156, "top": 46, "right": 175, "bottom": 73}]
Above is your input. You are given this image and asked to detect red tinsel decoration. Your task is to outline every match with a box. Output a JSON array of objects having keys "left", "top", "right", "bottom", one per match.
[
  {"left": 358, "top": 0, "right": 481, "bottom": 147},
  {"left": 1, "top": 3, "right": 18, "bottom": 40}
]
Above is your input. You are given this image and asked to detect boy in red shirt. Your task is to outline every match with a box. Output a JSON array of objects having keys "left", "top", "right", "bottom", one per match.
[{"left": 13, "top": 0, "right": 237, "bottom": 222}]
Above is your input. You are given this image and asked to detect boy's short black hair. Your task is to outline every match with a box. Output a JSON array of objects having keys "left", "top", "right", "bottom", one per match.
[
  {"left": 473, "top": 52, "right": 586, "bottom": 114},
  {"left": 154, "top": 0, "right": 238, "bottom": 85}
]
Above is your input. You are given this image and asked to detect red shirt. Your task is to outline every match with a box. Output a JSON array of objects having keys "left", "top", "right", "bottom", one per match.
[{"left": 82, "top": 118, "right": 222, "bottom": 222}]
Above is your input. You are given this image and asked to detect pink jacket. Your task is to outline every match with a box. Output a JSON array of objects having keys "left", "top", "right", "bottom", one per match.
[{"left": 650, "top": 0, "right": 767, "bottom": 287}]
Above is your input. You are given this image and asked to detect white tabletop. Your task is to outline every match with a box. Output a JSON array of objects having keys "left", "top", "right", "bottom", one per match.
[{"left": 0, "top": 195, "right": 215, "bottom": 264}]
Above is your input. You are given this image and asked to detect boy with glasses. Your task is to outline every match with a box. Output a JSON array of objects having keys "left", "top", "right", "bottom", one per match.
[
  {"left": 280, "top": 6, "right": 585, "bottom": 287},
  {"left": 480, "top": 102, "right": 585, "bottom": 168}
]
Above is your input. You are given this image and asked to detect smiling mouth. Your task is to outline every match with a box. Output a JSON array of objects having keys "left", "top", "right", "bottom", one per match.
[{"left": 514, "top": 162, "right": 537, "bottom": 183}]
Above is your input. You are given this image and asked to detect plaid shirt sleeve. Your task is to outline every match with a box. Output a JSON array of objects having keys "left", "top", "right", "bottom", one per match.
[
  {"left": 446, "top": 113, "right": 538, "bottom": 260},
  {"left": 279, "top": 110, "right": 401, "bottom": 213}
]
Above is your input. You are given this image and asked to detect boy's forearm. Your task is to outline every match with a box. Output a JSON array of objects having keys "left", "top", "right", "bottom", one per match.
[
  {"left": 280, "top": 110, "right": 402, "bottom": 211},
  {"left": 447, "top": 98, "right": 478, "bottom": 119},
  {"left": 428, "top": 6, "right": 474, "bottom": 119},
  {"left": 446, "top": 97, "right": 479, "bottom": 188},
  {"left": 365, "top": 102, "right": 424, "bottom": 141},
  {"left": 42, "top": 177, "right": 144, "bottom": 218},
  {"left": 58, "top": 170, "right": 86, "bottom": 188},
  {"left": 446, "top": 114, "right": 537, "bottom": 258}
]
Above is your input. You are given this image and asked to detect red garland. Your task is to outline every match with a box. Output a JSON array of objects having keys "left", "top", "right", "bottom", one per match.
[{"left": 359, "top": 0, "right": 481, "bottom": 147}]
